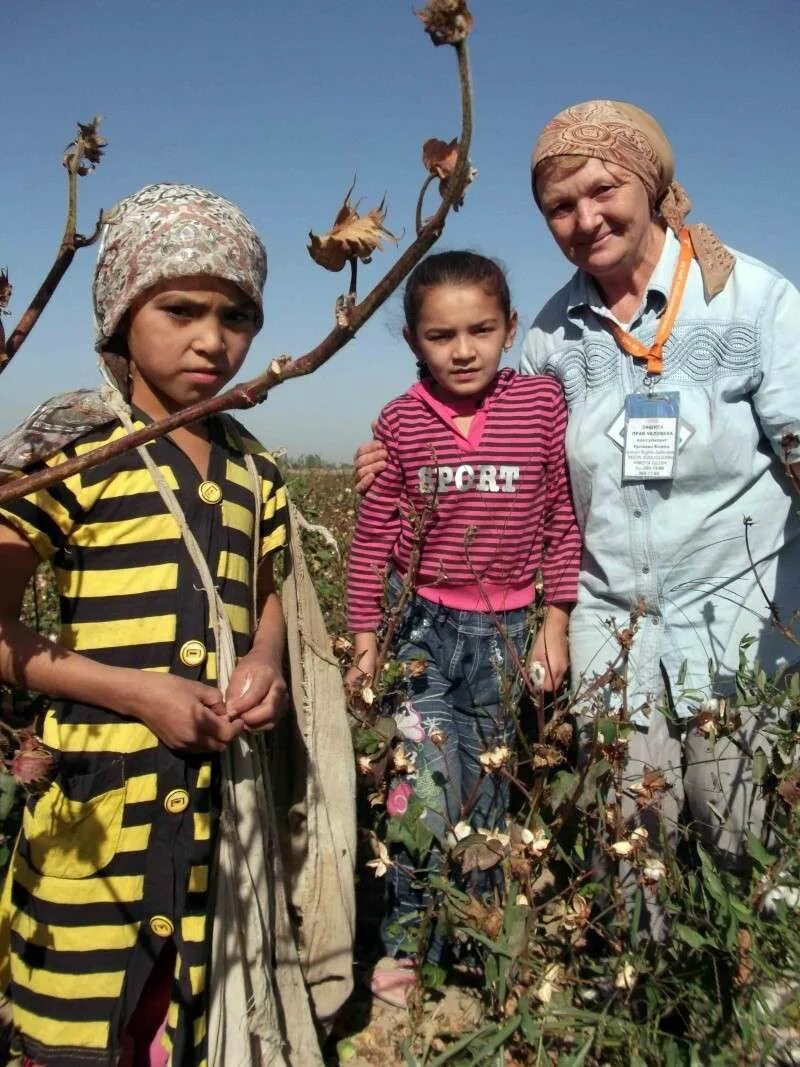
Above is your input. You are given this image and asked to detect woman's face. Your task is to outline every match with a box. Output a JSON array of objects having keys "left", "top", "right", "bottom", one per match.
[{"left": 536, "top": 158, "right": 654, "bottom": 282}]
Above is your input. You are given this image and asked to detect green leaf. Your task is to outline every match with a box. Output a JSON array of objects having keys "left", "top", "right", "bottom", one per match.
[
  {"left": 596, "top": 718, "right": 627, "bottom": 745},
  {"left": 675, "top": 923, "right": 708, "bottom": 949},
  {"left": 565, "top": 1032, "right": 595, "bottom": 1066},
  {"left": 746, "top": 832, "right": 776, "bottom": 869},
  {"left": 629, "top": 886, "right": 643, "bottom": 940},
  {"left": 752, "top": 748, "right": 769, "bottom": 783},
  {"left": 701, "top": 867, "right": 728, "bottom": 906},
  {"left": 547, "top": 770, "right": 579, "bottom": 811},
  {"left": 420, "top": 962, "right": 447, "bottom": 989},
  {"left": 373, "top": 715, "right": 398, "bottom": 742},
  {"left": 725, "top": 911, "right": 739, "bottom": 951},
  {"left": 729, "top": 897, "right": 754, "bottom": 923},
  {"left": 519, "top": 998, "right": 539, "bottom": 1045},
  {"left": 337, "top": 1038, "right": 358, "bottom": 1062}
]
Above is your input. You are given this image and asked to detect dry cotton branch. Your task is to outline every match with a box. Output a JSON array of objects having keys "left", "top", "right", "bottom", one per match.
[
  {"left": 1, "top": 117, "right": 106, "bottom": 373},
  {"left": 0, "top": 13, "right": 475, "bottom": 507}
]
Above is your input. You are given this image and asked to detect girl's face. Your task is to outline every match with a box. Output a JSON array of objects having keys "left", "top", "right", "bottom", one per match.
[
  {"left": 404, "top": 283, "right": 517, "bottom": 403},
  {"left": 125, "top": 276, "right": 259, "bottom": 419}
]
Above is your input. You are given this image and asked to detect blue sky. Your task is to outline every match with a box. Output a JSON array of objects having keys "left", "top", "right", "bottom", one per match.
[{"left": 3, "top": 0, "right": 799, "bottom": 460}]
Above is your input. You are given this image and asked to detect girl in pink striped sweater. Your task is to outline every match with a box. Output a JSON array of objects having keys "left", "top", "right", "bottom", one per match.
[{"left": 346, "top": 252, "right": 581, "bottom": 1003}]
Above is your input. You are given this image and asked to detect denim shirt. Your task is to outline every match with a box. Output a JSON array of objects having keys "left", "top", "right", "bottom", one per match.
[{"left": 521, "top": 228, "right": 800, "bottom": 721}]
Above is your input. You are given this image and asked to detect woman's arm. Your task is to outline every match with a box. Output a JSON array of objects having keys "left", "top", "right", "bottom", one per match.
[{"left": 0, "top": 521, "right": 242, "bottom": 752}]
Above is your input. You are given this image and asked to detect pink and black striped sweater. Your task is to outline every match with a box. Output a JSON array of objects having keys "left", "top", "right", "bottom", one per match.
[{"left": 347, "top": 368, "right": 581, "bottom": 631}]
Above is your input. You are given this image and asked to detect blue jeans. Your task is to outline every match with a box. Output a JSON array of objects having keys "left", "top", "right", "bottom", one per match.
[{"left": 381, "top": 579, "right": 528, "bottom": 961}]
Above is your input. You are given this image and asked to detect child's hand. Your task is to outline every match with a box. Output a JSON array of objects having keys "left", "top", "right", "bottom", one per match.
[
  {"left": 529, "top": 604, "right": 571, "bottom": 693},
  {"left": 225, "top": 654, "right": 288, "bottom": 732},
  {"left": 131, "top": 673, "right": 242, "bottom": 753},
  {"left": 345, "top": 639, "right": 377, "bottom": 695}
]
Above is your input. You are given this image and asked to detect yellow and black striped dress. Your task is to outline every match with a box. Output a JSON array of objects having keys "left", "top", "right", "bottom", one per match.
[{"left": 0, "top": 411, "right": 287, "bottom": 1067}]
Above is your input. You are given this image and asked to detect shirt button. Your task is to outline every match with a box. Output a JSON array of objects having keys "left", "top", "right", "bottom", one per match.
[
  {"left": 198, "top": 480, "right": 223, "bottom": 505},
  {"left": 633, "top": 509, "right": 642, "bottom": 518},
  {"left": 164, "top": 788, "right": 190, "bottom": 814},
  {"left": 642, "top": 565, "right": 650, "bottom": 574},
  {"left": 149, "top": 915, "right": 174, "bottom": 938},
  {"left": 179, "top": 640, "right": 207, "bottom": 667}
]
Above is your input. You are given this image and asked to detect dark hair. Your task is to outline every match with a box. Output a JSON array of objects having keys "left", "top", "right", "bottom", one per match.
[{"left": 403, "top": 250, "right": 512, "bottom": 336}]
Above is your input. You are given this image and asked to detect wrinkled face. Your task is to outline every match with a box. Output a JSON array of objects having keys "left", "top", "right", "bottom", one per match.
[
  {"left": 125, "top": 276, "right": 259, "bottom": 418},
  {"left": 536, "top": 157, "right": 653, "bottom": 281},
  {"left": 404, "top": 283, "right": 517, "bottom": 402}
]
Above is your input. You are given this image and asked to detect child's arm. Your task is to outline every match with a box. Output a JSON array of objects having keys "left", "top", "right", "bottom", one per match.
[
  {"left": 529, "top": 602, "right": 571, "bottom": 692},
  {"left": 225, "top": 554, "right": 288, "bottom": 730},
  {"left": 346, "top": 410, "right": 404, "bottom": 683},
  {"left": 537, "top": 382, "right": 582, "bottom": 692},
  {"left": 0, "top": 521, "right": 243, "bottom": 753},
  {"left": 344, "top": 631, "right": 378, "bottom": 692}
]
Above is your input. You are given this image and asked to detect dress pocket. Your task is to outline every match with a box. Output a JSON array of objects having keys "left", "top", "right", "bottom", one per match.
[{"left": 23, "top": 758, "right": 127, "bottom": 879}]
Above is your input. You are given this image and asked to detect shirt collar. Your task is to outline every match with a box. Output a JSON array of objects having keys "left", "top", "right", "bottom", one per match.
[{"left": 566, "top": 227, "right": 680, "bottom": 325}]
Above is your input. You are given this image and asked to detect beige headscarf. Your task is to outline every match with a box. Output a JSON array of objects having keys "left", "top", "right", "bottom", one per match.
[{"left": 532, "top": 100, "right": 734, "bottom": 299}]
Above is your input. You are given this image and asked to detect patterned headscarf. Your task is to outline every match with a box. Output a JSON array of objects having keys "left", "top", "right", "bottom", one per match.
[
  {"left": 93, "top": 182, "right": 267, "bottom": 350},
  {"left": 532, "top": 100, "right": 734, "bottom": 299},
  {"left": 0, "top": 184, "right": 267, "bottom": 482}
]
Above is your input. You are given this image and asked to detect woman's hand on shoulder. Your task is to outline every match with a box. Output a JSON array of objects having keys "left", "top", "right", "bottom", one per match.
[
  {"left": 225, "top": 653, "right": 288, "bottom": 732},
  {"left": 353, "top": 422, "right": 388, "bottom": 494},
  {"left": 126, "top": 672, "right": 242, "bottom": 753}
]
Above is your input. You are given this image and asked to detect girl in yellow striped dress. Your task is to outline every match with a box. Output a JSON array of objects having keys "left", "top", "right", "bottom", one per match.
[{"left": 0, "top": 184, "right": 289, "bottom": 1066}]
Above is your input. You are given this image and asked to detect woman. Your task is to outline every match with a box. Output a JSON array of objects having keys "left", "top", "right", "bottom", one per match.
[{"left": 356, "top": 100, "right": 800, "bottom": 887}]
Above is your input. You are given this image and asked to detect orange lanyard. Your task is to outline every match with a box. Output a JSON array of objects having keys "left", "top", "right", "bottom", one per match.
[{"left": 605, "top": 227, "right": 694, "bottom": 376}]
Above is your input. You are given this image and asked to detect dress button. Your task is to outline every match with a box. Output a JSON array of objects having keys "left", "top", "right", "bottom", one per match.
[
  {"left": 198, "top": 480, "right": 223, "bottom": 505},
  {"left": 164, "top": 788, "right": 190, "bottom": 814},
  {"left": 179, "top": 640, "right": 207, "bottom": 667},
  {"left": 149, "top": 915, "right": 174, "bottom": 938}
]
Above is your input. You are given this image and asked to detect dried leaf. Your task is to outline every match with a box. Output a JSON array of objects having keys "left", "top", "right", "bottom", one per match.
[
  {"left": 532, "top": 743, "right": 564, "bottom": 769},
  {"left": 308, "top": 185, "right": 398, "bottom": 273},
  {"left": 404, "top": 658, "right": 428, "bottom": 679},
  {"left": 614, "top": 961, "right": 637, "bottom": 990},
  {"left": 616, "top": 626, "right": 636, "bottom": 650},
  {"left": 641, "top": 857, "right": 667, "bottom": 883},
  {"left": 453, "top": 832, "right": 506, "bottom": 873},
  {"left": 366, "top": 837, "right": 393, "bottom": 878},
  {"left": 331, "top": 635, "right": 353, "bottom": 656},
  {"left": 422, "top": 137, "right": 459, "bottom": 180},
  {"left": 479, "top": 744, "right": 511, "bottom": 771},
  {"left": 736, "top": 927, "right": 753, "bottom": 986},
  {"left": 632, "top": 768, "right": 671, "bottom": 809},
  {"left": 417, "top": 0, "right": 473, "bottom": 46},
  {"left": 609, "top": 839, "right": 633, "bottom": 857},
  {"left": 8, "top": 731, "right": 55, "bottom": 794},
  {"left": 777, "top": 773, "right": 800, "bottom": 807},
  {"left": 63, "top": 115, "right": 107, "bottom": 175},
  {"left": 0, "top": 268, "right": 11, "bottom": 312}
]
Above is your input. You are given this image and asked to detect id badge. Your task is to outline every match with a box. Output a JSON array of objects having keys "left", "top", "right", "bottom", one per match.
[{"left": 621, "top": 391, "right": 680, "bottom": 481}]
